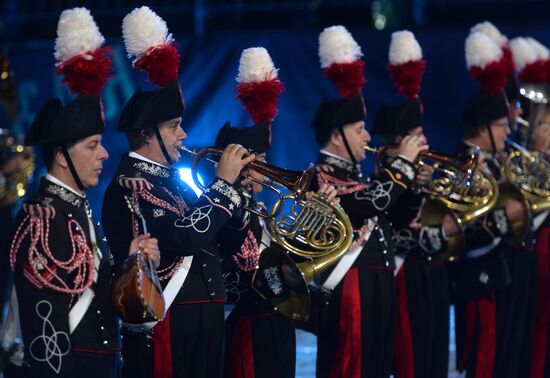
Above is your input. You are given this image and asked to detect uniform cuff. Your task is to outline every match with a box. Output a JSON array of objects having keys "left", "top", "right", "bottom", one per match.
[
  {"left": 201, "top": 178, "right": 244, "bottom": 216},
  {"left": 383, "top": 156, "right": 415, "bottom": 188}
]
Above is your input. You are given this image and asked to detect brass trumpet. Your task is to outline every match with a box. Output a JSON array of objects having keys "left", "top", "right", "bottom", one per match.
[{"left": 179, "top": 145, "right": 314, "bottom": 219}]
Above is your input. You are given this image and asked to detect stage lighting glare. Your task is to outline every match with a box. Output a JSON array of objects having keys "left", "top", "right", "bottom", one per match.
[{"left": 178, "top": 167, "right": 204, "bottom": 196}]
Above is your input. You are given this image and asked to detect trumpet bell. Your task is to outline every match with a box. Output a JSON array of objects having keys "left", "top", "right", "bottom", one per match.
[
  {"left": 251, "top": 247, "right": 310, "bottom": 320},
  {"left": 253, "top": 192, "right": 353, "bottom": 320}
]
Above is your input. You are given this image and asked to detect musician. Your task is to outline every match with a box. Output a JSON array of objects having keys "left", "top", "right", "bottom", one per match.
[
  {"left": 529, "top": 105, "right": 550, "bottom": 377},
  {"left": 453, "top": 90, "right": 535, "bottom": 378},
  {"left": 101, "top": 80, "right": 254, "bottom": 378},
  {"left": 309, "top": 93, "right": 426, "bottom": 377},
  {"left": 371, "top": 97, "right": 461, "bottom": 378},
  {"left": 213, "top": 121, "right": 303, "bottom": 378},
  {"left": 7, "top": 95, "right": 159, "bottom": 378}
]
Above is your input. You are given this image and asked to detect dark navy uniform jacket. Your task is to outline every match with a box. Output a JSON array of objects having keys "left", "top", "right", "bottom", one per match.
[
  {"left": 102, "top": 153, "right": 246, "bottom": 303},
  {"left": 10, "top": 177, "right": 119, "bottom": 377}
]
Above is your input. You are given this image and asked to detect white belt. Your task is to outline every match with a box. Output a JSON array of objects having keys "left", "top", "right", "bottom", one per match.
[{"left": 322, "top": 218, "right": 375, "bottom": 291}]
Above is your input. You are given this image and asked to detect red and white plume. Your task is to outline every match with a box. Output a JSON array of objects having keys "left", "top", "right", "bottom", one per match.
[
  {"left": 470, "top": 21, "right": 514, "bottom": 76},
  {"left": 465, "top": 32, "right": 508, "bottom": 95},
  {"left": 388, "top": 30, "right": 426, "bottom": 100},
  {"left": 509, "top": 37, "right": 547, "bottom": 84},
  {"left": 122, "top": 6, "right": 180, "bottom": 87},
  {"left": 526, "top": 37, "right": 550, "bottom": 84},
  {"left": 235, "top": 47, "right": 284, "bottom": 124},
  {"left": 318, "top": 25, "right": 365, "bottom": 98},
  {"left": 54, "top": 7, "right": 112, "bottom": 95}
]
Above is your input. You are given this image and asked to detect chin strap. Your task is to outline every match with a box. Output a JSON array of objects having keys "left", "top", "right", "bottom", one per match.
[
  {"left": 337, "top": 125, "right": 362, "bottom": 178},
  {"left": 154, "top": 125, "right": 175, "bottom": 166},
  {"left": 61, "top": 143, "right": 85, "bottom": 192}
]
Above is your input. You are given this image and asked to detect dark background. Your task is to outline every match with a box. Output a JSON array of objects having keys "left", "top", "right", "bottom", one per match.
[{"left": 1, "top": 0, "right": 549, "bottom": 215}]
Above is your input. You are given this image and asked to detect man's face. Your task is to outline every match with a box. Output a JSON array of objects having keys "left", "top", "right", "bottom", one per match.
[
  {"left": 157, "top": 117, "right": 186, "bottom": 164},
  {"left": 486, "top": 117, "right": 511, "bottom": 152},
  {"left": 67, "top": 134, "right": 109, "bottom": 189},
  {"left": 508, "top": 100, "right": 523, "bottom": 131},
  {"left": 338, "top": 121, "right": 371, "bottom": 162}
]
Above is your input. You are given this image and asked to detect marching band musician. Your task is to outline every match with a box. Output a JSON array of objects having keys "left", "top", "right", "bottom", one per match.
[
  {"left": 9, "top": 94, "right": 159, "bottom": 378},
  {"left": 101, "top": 7, "right": 254, "bottom": 377},
  {"left": 453, "top": 30, "right": 534, "bottom": 378},
  {"left": 215, "top": 121, "right": 300, "bottom": 378},
  {"left": 310, "top": 25, "right": 427, "bottom": 378},
  {"left": 7, "top": 9, "right": 159, "bottom": 377},
  {"left": 530, "top": 105, "right": 550, "bottom": 378},
  {"left": 216, "top": 47, "right": 298, "bottom": 378},
  {"left": 507, "top": 37, "right": 550, "bottom": 377},
  {"left": 371, "top": 30, "right": 461, "bottom": 378}
]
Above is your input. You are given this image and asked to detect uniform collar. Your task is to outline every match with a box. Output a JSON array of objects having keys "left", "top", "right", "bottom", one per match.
[
  {"left": 319, "top": 150, "right": 358, "bottom": 174},
  {"left": 317, "top": 150, "right": 363, "bottom": 181},
  {"left": 43, "top": 174, "right": 86, "bottom": 208},
  {"left": 128, "top": 152, "right": 172, "bottom": 179}
]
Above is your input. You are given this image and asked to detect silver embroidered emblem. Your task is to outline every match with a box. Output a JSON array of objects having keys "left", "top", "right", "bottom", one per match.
[
  {"left": 153, "top": 209, "right": 166, "bottom": 218},
  {"left": 133, "top": 162, "right": 170, "bottom": 178},
  {"left": 263, "top": 266, "right": 283, "bottom": 296}
]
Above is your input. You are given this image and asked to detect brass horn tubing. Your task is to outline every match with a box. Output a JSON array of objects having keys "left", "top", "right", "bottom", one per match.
[
  {"left": 188, "top": 146, "right": 313, "bottom": 203},
  {"left": 294, "top": 216, "right": 353, "bottom": 276},
  {"left": 364, "top": 145, "right": 477, "bottom": 174}
]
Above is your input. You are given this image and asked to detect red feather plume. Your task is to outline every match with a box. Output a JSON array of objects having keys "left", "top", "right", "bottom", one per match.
[
  {"left": 323, "top": 60, "right": 366, "bottom": 98},
  {"left": 56, "top": 47, "right": 113, "bottom": 95},
  {"left": 519, "top": 61, "right": 548, "bottom": 84},
  {"left": 135, "top": 43, "right": 180, "bottom": 88},
  {"left": 501, "top": 44, "right": 515, "bottom": 77},
  {"left": 469, "top": 57, "right": 508, "bottom": 95},
  {"left": 388, "top": 60, "right": 426, "bottom": 100},
  {"left": 236, "top": 79, "right": 284, "bottom": 124}
]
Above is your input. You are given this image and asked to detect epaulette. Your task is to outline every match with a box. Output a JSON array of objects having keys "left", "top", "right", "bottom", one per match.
[
  {"left": 118, "top": 175, "right": 153, "bottom": 192},
  {"left": 22, "top": 201, "right": 56, "bottom": 219}
]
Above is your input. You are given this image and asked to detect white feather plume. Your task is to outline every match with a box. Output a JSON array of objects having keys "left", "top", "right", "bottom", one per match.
[
  {"left": 54, "top": 7, "right": 104, "bottom": 63},
  {"left": 122, "top": 6, "right": 174, "bottom": 62},
  {"left": 389, "top": 30, "right": 422, "bottom": 65},
  {"left": 525, "top": 37, "right": 550, "bottom": 60},
  {"left": 465, "top": 32, "right": 503, "bottom": 69},
  {"left": 509, "top": 37, "right": 538, "bottom": 73},
  {"left": 470, "top": 21, "right": 508, "bottom": 47},
  {"left": 236, "top": 47, "right": 278, "bottom": 83},
  {"left": 318, "top": 25, "right": 363, "bottom": 68}
]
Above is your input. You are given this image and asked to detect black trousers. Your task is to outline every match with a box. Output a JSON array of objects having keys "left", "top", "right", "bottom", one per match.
[
  {"left": 224, "top": 301, "right": 296, "bottom": 378},
  {"left": 316, "top": 268, "right": 396, "bottom": 378},
  {"left": 121, "top": 301, "right": 225, "bottom": 378},
  {"left": 395, "top": 255, "right": 450, "bottom": 378}
]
